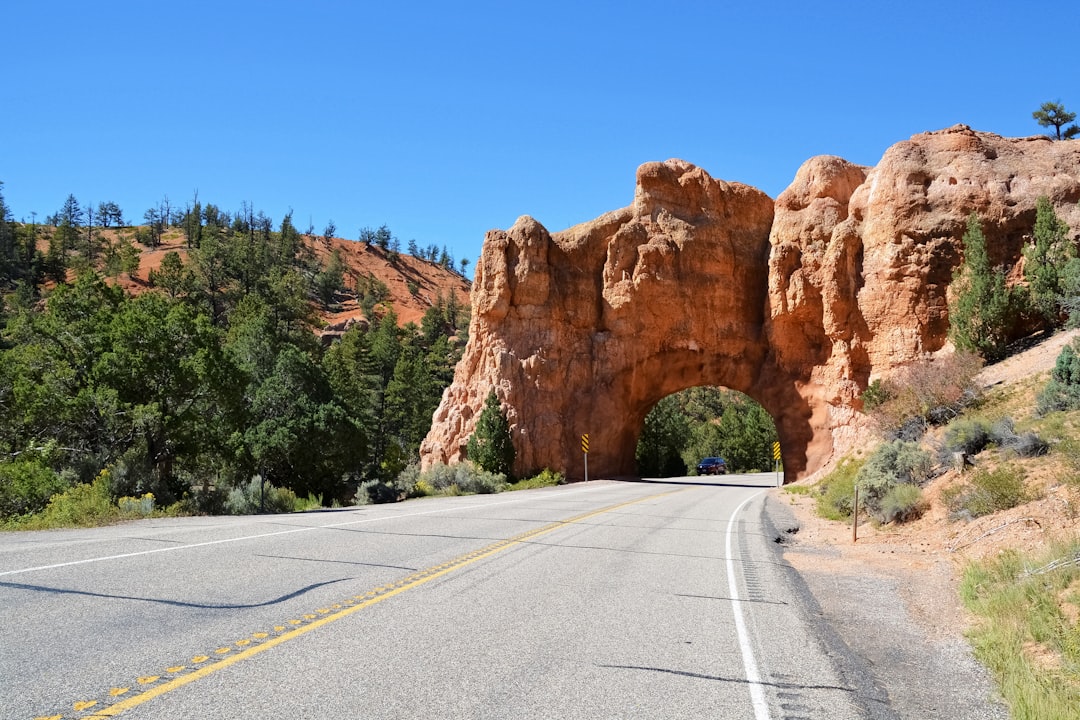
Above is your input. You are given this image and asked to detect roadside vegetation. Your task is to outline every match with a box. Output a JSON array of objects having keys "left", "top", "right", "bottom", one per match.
[
  {"left": 812, "top": 339, "right": 1080, "bottom": 717},
  {"left": 807, "top": 197, "right": 1080, "bottom": 718},
  {"left": 0, "top": 184, "right": 491, "bottom": 527},
  {"left": 961, "top": 540, "right": 1080, "bottom": 719}
]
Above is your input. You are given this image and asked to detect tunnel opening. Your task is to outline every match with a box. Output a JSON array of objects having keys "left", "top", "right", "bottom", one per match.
[{"left": 635, "top": 386, "right": 780, "bottom": 478}]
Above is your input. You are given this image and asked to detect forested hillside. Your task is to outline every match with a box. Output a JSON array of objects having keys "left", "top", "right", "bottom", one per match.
[{"left": 0, "top": 185, "right": 472, "bottom": 519}]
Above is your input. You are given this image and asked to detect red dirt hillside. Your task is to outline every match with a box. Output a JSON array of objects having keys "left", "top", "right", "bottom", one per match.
[{"left": 108, "top": 228, "right": 472, "bottom": 330}]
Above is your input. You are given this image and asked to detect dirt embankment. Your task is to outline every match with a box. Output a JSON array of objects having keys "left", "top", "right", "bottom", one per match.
[
  {"left": 781, "top": 329, "right": 1080, "bottom": 629},
  {"left": 773, "top": 331, "right": 1080, "bottom": 716}
]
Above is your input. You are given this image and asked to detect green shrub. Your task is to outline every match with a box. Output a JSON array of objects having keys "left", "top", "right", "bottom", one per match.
[
  {"left": 815, "top": 456, "right": 865, "bottom": 521},
  {"left": 395, "top": 463, "right": 422, "bottom": 498},
  {"left": 861, "top": 379, "right": 892, "bottom": 410},
  {"left": 294, "top": 493, "right": 325, "bottom": 512},
  {"left": 378, "top": 461, "right": 508, "bottom": 503},
  {"left": 20, "top": 471, "right": 118, "bottom": 528},
  {"left": 944, "top": 465, "right": 1031, "bottom": 519},
  {"left": 420, "top": 462, "right": 460, "bottom": 491},
  {"left": 507, "top": 468, "right": 566, "bottom": 491},
  {"left": 1037, "top": 339, "right": 1080, "bottom": 415},
  {"left": 0, "top": 460, "right": 73, "bottom": 518},
  {"left": 117, "top": 493, "right": 155, "bottom": 517},
  {"left": 453, "top": 464, "right": 504, "bottom": 494},
  {"left": 412, "top": 478, "right": 436, "bottom": 497},
  {"left": 224, "top": 477, "right": 299, "bottom": 514},
  {"left": 358, "top": 479, "right": 404, "bottom": 504},
  {"left": 421, "top": 461, "right": 504, "bottom": 495},
  {"left": 944, "top": 417, "right": 992, "bottom": 455},
  {"left": 878, "top": 483, "right": 925, "bottom": 524},
  {"left": 855, "top": 441, "right": 932, "bottom": 524}
]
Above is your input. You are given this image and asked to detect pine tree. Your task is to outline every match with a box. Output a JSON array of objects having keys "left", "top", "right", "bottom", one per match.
[
  {"left": 54, "top": 194, "right": 82, "bottom": 256},
  {"left": 0, "top": 182, "right": 14, "bottom": 283},
  {"left": 466, "top": 389, "right": 516, "bottom": 477},
  {"left": 1033, "top": 101, "right": 1080, "bottom": 140},
  {"left": 1024, "top": 196, "right": 1073, "bottom": 324},
  {"left": 949, "top": 213, "right": 1016, "bottom": 362}
]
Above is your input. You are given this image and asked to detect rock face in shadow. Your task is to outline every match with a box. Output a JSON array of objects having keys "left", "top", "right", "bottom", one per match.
[{"left": 420, "top": 127, "right": 1080, "bottom": 480}]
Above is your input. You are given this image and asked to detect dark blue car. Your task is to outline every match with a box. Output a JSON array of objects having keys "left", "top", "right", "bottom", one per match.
[{"left": 696, "top": 457, "right": 727, "bottom": 475}]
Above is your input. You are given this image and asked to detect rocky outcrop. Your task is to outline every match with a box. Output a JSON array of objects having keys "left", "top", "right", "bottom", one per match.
[{"left": 421, "top": 127, "right": 1080, "bottom": 480}]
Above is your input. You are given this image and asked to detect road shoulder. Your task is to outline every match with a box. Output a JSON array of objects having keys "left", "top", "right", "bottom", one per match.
[{"left": 762, "top": 493, "right": 1010, "bottom": 720}]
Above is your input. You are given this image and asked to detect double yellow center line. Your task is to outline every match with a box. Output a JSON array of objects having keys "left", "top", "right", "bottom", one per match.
[{"left": 43, "top": 489, "right": 679, "bottom": 720}]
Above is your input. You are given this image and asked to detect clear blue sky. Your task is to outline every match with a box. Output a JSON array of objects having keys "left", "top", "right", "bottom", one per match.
[{"left": 3, "top": 0, "right": 1077, "bottom": 266}]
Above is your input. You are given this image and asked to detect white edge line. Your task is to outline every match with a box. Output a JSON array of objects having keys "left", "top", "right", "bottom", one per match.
[
  {"left": 725, "top": 490, "right": 771, "bottom": 720},
  {"left": 0, "top": 482, "right": 620, "bottom": 578}
]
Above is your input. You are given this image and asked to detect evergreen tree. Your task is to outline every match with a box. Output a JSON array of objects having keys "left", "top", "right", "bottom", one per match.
[
  {"left": 949, "top": 214, "right": 1017, "bottom": 362},
  {"left": 636, "top": 394, "right": 690, "bottom": 477},
  {"left": 181, "top": 197, "right": 203, "bottom": 248},
  {"left": 315, "top": 249, "right": 346, "bottom": 306},
  {"left": 322, "top": 323, "right": 379, "bottom": 434},
  {"left": 47, "top": 194, "right": 82, "bottom": 280},
  {"left": 245, "top": 345, "right": 364, "bottom": 503},
  {"left": 142, "top": 207, "right": 164, "bottom": 247},
  {"left": 466, "top": 389, "right": 516, "bottom": 477},
  {"left": 278, "top": 212, "right": 301, "bottom": 263},
  {"left": 374, "top": 224, "right": 392, "bottom": 250},
  {"left": 189, "top": 228, "right": 230, "bottom": 325},
  {"left": 1, "top": 271, "right": 125, "bottom": 475},
  {"left": 94, "top": 293, "right": 236, "bottom": 500},
  {"left": 96, "top": 201, "right": 124, "bottom": 227},
  {"left": 1037, "top": 338, "right": 1080, "bottom": 414},
  {"left": 1033, "top": 101, "right": 1080, "bottom": 140},
  {"left": 148, "top": 251, "right": 191, "bottom": 299},
  {"left": 384, "top": 346, "right": 437, "bottom": 463},
  {"left": 1024, "top": 196, "right": 1075, "bottom": 325},
  {"left": 0, "top": 182, "right": 15, "bottom": 284},
  {"left": 714, "top": 400, "right": 777, "bottom": 472}
]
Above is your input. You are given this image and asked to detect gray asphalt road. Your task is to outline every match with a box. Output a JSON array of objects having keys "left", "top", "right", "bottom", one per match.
[{"left": 4, "top": 476, "right": 870, "bottom": 719}]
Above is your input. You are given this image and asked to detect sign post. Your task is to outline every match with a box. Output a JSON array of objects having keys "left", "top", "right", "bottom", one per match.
[
  {"left": 772, "top": 441, "right": 781, "bottom": 487},
  {"left": 582, "top": 433, "right": 590, "bottom": 482},
  {"left": 853, "top": 484, "right": 859, "bottom": 543}
]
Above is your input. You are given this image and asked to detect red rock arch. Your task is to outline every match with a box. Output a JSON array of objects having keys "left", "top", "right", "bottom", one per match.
[
  {"left": 420, "top": 160, "right": 823, "bottom": 480},
  {"left": 420, "top": 131, "right": 1080, "bottom": 481}
]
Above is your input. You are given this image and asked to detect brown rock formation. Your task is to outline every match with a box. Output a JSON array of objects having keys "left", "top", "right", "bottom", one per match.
[{"left": 421, "top": 126, "right": 1080, "bottom": 480}]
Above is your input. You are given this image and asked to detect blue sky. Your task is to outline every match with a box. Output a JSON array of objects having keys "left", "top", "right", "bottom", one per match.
[{"left": 3, "top": 0, "right": 1077, "bottom": 266}]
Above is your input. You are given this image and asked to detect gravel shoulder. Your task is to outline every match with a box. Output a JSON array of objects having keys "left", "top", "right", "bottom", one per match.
[
  {"left": 757, "top": 327, "right": 1080, "bottom": 717},
  {"left": 763, "top": 495, "right": 1011, "bottom": 719}
]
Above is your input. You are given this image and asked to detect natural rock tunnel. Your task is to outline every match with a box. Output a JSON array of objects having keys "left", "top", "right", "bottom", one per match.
[{"left": 419, "top": 126, "right": 1080, "bottom": 481}]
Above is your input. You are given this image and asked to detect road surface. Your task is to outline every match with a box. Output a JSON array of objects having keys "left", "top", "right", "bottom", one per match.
[{"left": 4, "top": 475, "right": 874, "bottom": 719}]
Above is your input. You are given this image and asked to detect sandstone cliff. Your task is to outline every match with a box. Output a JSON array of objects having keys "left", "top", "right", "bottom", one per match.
[{"left": 421, "top": 126, "right": 1080, "bottom": 480}]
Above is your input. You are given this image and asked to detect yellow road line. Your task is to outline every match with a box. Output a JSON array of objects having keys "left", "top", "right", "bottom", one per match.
[{"left": 59, "top": 489, "right": 681, "bottom": 719}]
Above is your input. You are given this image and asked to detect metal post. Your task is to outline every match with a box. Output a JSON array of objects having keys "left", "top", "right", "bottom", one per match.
[
  {"left": 582, "top": 433, "right": 589, "bottom": 482},
  {"left": 852, "top": 484, "right": 859, "bottom": 543}
]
